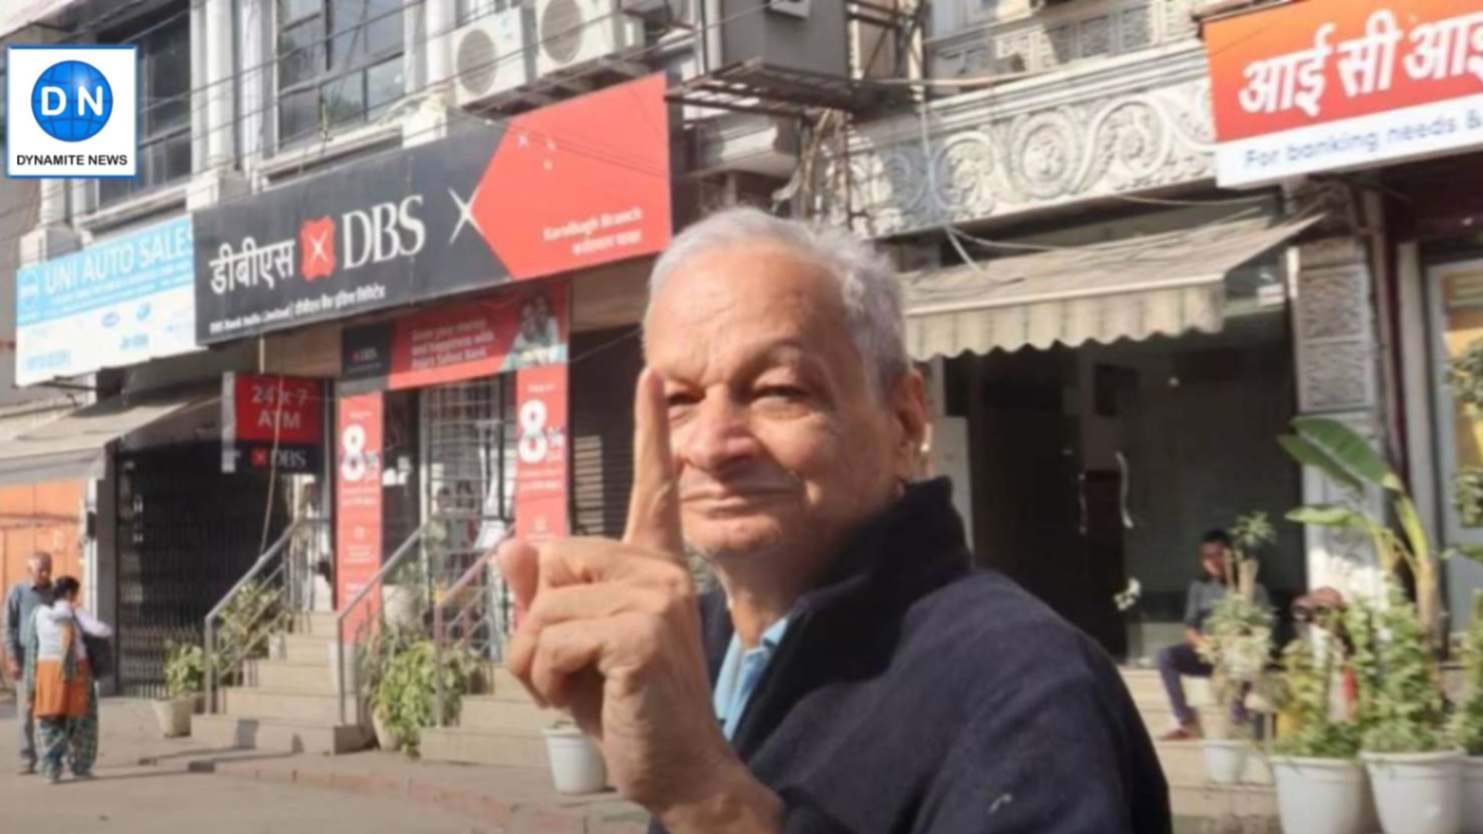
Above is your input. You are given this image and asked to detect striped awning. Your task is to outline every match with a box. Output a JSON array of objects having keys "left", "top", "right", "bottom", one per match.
[
  {"left": 901, "top": 214, "right": 1322, "bottom": 358},
  {"left": 0, "top": 392, "right": 211, "bottom": 488}
]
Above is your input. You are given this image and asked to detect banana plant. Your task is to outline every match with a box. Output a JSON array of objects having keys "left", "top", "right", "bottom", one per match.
[{"left": 1278, "top": 416, "right": 1451, "bottom": 652}]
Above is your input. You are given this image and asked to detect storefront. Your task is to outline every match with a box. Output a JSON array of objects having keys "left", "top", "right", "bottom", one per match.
[
  {"left": 907, "top": 204, "right": 1316, "bottom": 659},
  {"left": 188, "top": 75, "right": 672, "bottom": 620},
  {"left": 1203, "top": 0, "right": 1483, "bottom": 623}
]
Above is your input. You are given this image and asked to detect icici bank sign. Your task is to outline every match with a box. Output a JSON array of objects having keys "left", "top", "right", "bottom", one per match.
[
  {"left": 191, "top": 74, "right": 673, "bottom": 345},
  {"left": 1204, "top": 0, "right": 1483, "bottom": 187}
]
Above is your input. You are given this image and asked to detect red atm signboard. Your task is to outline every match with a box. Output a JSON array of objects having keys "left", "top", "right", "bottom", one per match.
[{"left": 221, "top": 372, "right": 324, "bottom": 473}]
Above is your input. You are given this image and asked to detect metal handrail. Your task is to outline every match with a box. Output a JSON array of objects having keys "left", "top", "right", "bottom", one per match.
[
  {"left": 204, "top": 519, "right": 325, "bottom": 713},
  {"left": 334, "top": 521, "right": 431, "bottom": 725},
  {"left": 432, "top": 524, "right": 511, "bottom": 726}
]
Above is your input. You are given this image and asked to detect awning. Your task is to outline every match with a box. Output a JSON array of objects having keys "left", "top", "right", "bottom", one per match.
[
  {"left": 901, "top": 214, "right": 1323, "bottom": 358},
  {"left": 0, "top": 392, "right": 211, "bottom": 488}
]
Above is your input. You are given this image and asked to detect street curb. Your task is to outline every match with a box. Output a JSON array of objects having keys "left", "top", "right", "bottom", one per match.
[{"left": 137, "top": 753, "right": 647, "bottom": 834}]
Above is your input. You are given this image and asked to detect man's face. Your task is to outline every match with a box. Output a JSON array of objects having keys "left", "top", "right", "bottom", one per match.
[
  {"left": 1200, "top": 542, "right": 1226, "bottom": 579},
  {"left": 28, "top": 557, "right": 52, "bottom": 588},
  {"left": 644, "top": 241, "right": 925, "bottom": 573}
]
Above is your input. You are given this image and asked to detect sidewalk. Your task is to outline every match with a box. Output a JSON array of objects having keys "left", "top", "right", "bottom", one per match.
[{"left": 3, "top": 693, "right": 649, "bottom": 833}]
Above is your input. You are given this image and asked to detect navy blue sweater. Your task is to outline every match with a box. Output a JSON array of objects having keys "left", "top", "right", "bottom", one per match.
[{"left": 650, "top": 479, "right": 1170, "bottom": 834}]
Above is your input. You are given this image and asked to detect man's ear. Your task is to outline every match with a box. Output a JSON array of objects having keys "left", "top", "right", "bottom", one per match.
[{"left": 888, "top": 369, "right": 930, "bottom": 481}]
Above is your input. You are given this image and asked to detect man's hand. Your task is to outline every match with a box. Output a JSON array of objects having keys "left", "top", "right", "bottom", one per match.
[{"left": 498, "top": 368, "right": 781, "bottom": 832}]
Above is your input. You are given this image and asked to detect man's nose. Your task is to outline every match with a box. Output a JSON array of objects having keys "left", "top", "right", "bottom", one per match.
[{"left": 676, "top": 394, "right": 761, "bottom": 472}]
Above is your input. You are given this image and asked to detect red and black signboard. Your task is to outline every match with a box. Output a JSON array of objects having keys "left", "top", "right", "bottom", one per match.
[
  {"left": 342, "top": 282, "right": 568, "bottom": 390},
  {"left": 221, "top": 372, "right": 325, "bottom": 473},
  {"left": 192, "top": 75, "right": 671, "bottom": 345}
]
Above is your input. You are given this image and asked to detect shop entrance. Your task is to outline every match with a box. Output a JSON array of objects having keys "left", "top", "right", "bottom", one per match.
[{"left": 946, "top": 308, "right": 1305, "bottom": 660}]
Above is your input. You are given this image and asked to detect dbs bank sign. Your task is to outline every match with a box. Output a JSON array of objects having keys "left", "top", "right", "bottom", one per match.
[
  {"left": 191, "top": 74, "right": 674, "bottom": 345},
  {"left": 5, "top": 45, "right": 138, "bottom": 178}
]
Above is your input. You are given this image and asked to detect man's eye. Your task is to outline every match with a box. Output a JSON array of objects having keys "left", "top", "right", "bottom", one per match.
[
  {"left": 756, "top": 386, "right": 806, "bottom": 402},
  {"left": 666, "top": 392, "right": 700, "bottom": 408}
]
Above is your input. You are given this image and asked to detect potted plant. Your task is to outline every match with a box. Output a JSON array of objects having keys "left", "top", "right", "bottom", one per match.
[
  {"left": 368, "top": 636, "right": 475, "bottom": 756},
  {"left": 1350, "top": 584, "right": 1461, "bottom": 834},
  {"left": 1451, "top": 591, "right": 1483, "bottom": 834},
  {"left": 543, "top": 719, "right": 608, "bottom": 794},
  {"left": 1195, "top": 512, "right": 1275, "bottom": 784},
  {"left": 380, "top": 558, "right": 427, "bottom": 633},
  {"left": 1281, "top": 416, "right": 1464, "bottom": 834},
  {"left": 1269, "top": 609, "right": 1370, "bottom": 834},
  {"left": 363, "top": 623, "right": 419, "bottom": 752},
  {"left": 154, "top": 640, "right": 204, "bottom": 738}
]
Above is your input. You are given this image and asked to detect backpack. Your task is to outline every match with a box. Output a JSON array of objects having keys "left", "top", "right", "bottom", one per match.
[{"left": 83, "top": 632, "right": 113, "bottom": 679}]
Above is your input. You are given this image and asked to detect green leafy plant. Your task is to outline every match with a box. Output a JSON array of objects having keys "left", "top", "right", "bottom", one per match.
[
  {"left": 1454, "top": 469, "right": 1483, "bottom": 529},
  {"left": 218, "top": 580, "right": 284, "bottom": 662},
  {"left": 1449, "top": 339, "right": 1483, "bottom": 412},
  {"left": 163, "top": 641, "right": 206, "bottom": 700},
  {"left": 1451, "top": 591, "right": 1483, "bottom": 755},
  {"left": 1273, "top": 614, "right": 1362, "bottom": 759},
  {"left": 1279, "top": 417, "right": 1449, "bottom": 651},
  {"left": 1347, "top": 584, "right": 1449, "bottom": 754},
  {"left": 368, "top": 637, "right": 478, "bottom": 755},
  {"left": 1196, "top": 512, "right": 1276, "bottom": 740}
]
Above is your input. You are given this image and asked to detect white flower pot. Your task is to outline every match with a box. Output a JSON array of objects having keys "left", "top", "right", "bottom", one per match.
[
  {"left": 543, "top": 725, "right": 607, "bottom": 795},
  {"left": 1461, "top": 756, "right": 1483, "bottom": 834},
  {"left": 1363, "top": 750, "right": 1463, "bottom": 834},
  {"left": 1270, "top": 756, "right": 1371, "bottom": 834},
  {"left": 1203, "top": 739, "right": 1252, "bottom": 785},
  {"left": 371, "top": 713, "right": 401, "bottom": 753},
  {"left": 152, "top": 696, "right": 195, "bottom": 738}
]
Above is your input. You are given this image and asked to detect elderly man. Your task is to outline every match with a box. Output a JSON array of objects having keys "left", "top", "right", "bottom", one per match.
[
  {"left": 498, "top": 208, "right": 1169, "bottom": 833},
  {"left": 5, "top": 552, "right": 54, "bottom": 775}
]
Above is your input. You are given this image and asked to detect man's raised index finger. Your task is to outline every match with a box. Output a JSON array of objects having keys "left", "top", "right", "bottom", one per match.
[{"left": 622, "top": 367, "right": 685, "bottom": 561}]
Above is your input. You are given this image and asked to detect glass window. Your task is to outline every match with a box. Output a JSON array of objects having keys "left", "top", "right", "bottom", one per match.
[
  {"left": 278, "top": 0, "right": 404, "bottom": 145},
  {"left": 100, "top": 11, "right": 192, "bottom": 208},
  {"left": 279, "top": 18, "right": 326, "bottom": 89},
  {"left": 457, "top": 0, "right": 519, "bottom": 26}
]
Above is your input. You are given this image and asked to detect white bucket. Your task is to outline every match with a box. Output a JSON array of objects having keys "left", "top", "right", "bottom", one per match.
[
  {"left": 1461, "top": 757, "right": 1483, "bottom": 834},
  {"left": 1203, "top": 739, "right": 1251, "bottom": 785},
  {"left": 1363, "top": 750, "right": 1463, "bottom": 834},
  {"left": 543, "top": 725, "right": 607, "bottom": 795},
  {"left": 1270, "top": 756, "right": 1371, "bottom": 834}
]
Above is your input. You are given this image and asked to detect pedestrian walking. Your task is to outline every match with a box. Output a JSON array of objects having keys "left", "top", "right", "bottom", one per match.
[
  {"left": 27, "top": 575, "right": 111, "bottom": 783},
  {"left": 4, "top": 552, "right": 54, "bottom": 775}
]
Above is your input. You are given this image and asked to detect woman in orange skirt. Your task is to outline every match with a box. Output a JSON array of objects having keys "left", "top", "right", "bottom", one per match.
[{"left": 26, "top": 576, "right": 110, "bottom": 783}]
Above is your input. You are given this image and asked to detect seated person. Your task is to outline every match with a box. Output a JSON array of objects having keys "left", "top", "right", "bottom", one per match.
[{"left": 1156, "top": 529, "right": 1270, "bottom": 741}]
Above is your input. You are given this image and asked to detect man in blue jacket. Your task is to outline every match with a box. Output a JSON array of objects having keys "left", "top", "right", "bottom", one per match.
[
  {"left": 5, "top": 551, "right": 53, "bottom": 775},
  {"left": 498, "top": 208, "right": 1170, "bottom": 833}
]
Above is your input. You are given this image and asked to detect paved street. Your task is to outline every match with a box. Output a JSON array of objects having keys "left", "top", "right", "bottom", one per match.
[
  {"left": 0, "top": 694, "right": 642, "bottom": 833},
  {"left": 0, "top": 697, "right": 496, "bottom": 833}
]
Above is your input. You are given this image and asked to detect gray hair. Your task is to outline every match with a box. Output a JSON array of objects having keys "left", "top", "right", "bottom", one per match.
[{"left": 645, "top": 207, "right": 908, "bottom": 394}]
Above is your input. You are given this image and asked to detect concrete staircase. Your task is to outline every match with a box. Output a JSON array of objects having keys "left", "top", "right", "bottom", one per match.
[
  {"left": 193, "top": 611, "right": 370, "bottom": 754},
  {"left": 1120, "top": 667, "right": 1277, "bottom": 820},
  {"left": 419, "top": 666, "right": 559, "bottom": 768}
]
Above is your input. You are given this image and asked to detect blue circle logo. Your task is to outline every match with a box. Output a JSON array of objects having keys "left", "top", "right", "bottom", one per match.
[{"left": 30, "top": 60, "right": 113, "bottom": 142}]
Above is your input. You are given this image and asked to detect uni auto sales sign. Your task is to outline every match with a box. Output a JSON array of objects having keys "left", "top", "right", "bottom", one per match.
[
  {"left": 191, "top": 74, "right": 671, "bottom": 344},
  {"left": 1205, "top": 0, "right": 1483, "bottom": 188}
]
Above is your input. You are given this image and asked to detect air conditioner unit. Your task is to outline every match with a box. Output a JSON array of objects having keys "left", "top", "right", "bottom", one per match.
[
  {"left": 622, "top": 0, "right": 694, "bottom": 27},
  {"left": 449, "top": 8, "right": 534, "bottom": 107},
  {"left": 534, "top": 0, "right": 645, "bottom": 78}
]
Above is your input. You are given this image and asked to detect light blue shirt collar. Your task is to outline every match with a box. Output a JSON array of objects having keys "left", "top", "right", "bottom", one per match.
[{"left": 712, "top": 616, "right": 790, "bottom": 741}]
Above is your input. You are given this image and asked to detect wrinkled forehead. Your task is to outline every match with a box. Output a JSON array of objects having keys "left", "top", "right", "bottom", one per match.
[{"left": 644, "top": 242, "right": 853, "bottom": 355}]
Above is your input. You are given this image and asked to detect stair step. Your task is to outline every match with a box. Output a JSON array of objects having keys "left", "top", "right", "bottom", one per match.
[
  {"left": 458, "top": 695, "right": 558, "bottom": 733},
  {"left": 280, "top": 633, "right": 337, "bottom": 665},
  {"left": 222, "top": 686, "right": 351, "bottom": 724},
  {"left": 192, "top": 713, "right": 369, "bottom": 755},
  {"left": 243, "top": 659, "right": 337, "bottom": 693},
  {"left": 418, "top": 726, "right": 550, "bottom": 769},
  {"left": 297, "top": 611, "right": 341, "bottom": 639},
  {"left": 1169, "top": 781, "right": 1276, "bottom": 819}
]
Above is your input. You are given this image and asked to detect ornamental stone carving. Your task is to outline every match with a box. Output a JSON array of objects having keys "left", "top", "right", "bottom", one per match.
[
  {"left": 930, "top": 130, "right": 997, "bottom": 218},
  {"left": 832, "top": 53, "right": 1216, "bottom": 237}
]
